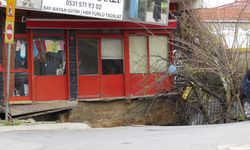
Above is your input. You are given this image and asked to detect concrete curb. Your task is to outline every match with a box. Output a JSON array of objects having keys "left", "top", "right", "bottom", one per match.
[
  {"left": 0, "top": 123, "right": 90, "bottom": 132},
  {"left": 217, "top": 145, "right": 250, "bottom": 150}
]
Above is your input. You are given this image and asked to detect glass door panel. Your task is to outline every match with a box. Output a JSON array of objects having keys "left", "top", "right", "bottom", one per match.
[
  {"left": 5, "top": 38, "right": 29, "bottom": 97},
  {"left": 78, "top": 38, "right": 99, "bottom": 75},
  {"left": 78, "top": 37, "right": 100, "bottom": 98},
  {"left": 33, "top": 32, "right": 68, "bottom": 101}
]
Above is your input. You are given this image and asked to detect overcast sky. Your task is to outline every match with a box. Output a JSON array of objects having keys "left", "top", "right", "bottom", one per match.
[{"left": 203, "top": 0, "right": 235, "bottom": 7}]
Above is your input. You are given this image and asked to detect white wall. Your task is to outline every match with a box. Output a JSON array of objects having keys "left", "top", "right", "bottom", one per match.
[
  {"left": 178, "top": 0, "right": 203, "bottom": 10},
  {"left": 176, "top": 0, "right": 236, "bottom": 10},
  {"left": 202, "top": 0, "right": 235, "bottom": 8},
  {"left": 208, "top": 22, "right": 250, "bottom": 49}
]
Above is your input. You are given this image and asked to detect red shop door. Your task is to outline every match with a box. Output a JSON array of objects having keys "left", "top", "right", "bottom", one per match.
[
  {"left": 33, "top": 32, "right": 68, "bottom": 101},
  {"left": 77, "top": 37, "right": 100, "bottom": 98},
  {"left": 77, "top": 36, "right": 125, "bottom": 99},
  {"left": 4, "top": 35, "right": 31, "bottom": 102}
]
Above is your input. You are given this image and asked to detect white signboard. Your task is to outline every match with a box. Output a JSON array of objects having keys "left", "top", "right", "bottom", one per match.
[
  {"left": 16, "top": 0, "right": 42, "bottom": 10},
  {"left": 0, "top": 0, "right": 6, "bottom": 6},
  {"left": 0, "top": 0, "right": 169, "bottom": 25},
  {"left": 1, "top": 0, "right": 41, "bottom": 9},
  {"left": 42, "top": 0, "right": 124, "bottom": 20}
]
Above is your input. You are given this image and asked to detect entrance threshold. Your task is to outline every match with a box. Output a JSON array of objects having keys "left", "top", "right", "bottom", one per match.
[{"left": 2, "top": 100, "right": 77, "bottom": 119}]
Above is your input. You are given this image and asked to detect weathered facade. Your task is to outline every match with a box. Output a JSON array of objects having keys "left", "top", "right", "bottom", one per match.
[{"left": 0, "top": 1, "right": 178, "bottom": 108}]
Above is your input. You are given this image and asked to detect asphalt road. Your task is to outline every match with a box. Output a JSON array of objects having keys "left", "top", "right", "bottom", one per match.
[{"left": 1, "top": 122, "right": 250, "bottom": 150}]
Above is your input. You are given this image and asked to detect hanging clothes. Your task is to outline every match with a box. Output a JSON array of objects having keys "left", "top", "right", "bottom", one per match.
[
  {"left": 59, "top": 41, "right": 65, "bottom": 51},
  {"left": 15, "top": 48, "right": 26, "bottom": 69},
  {"left": 33, "top": 41, "right": 39, "bottom": 58},
  {"left": 16, "top": 40, "right": 22, "bottom": 51},
  {"left": 15, "top": 50, "right": 22, "bottom": 68},
  {"left": 45, "top": 40, "right": 59, "bottom": 53},
  {"left": 41, "top": 39, "right": 47, "bottom": 54},
  {"left": 129, "top": 0, "right": 139, "bottom": 18},
  {"left": 35, "top": 40, "right": 42, "bottom": 53},
  {"left": 153, "top": 0, "right": 162, "bottom": 21},
  {"left": 20, "top": 41, "right": 26, "bottom": 59}
]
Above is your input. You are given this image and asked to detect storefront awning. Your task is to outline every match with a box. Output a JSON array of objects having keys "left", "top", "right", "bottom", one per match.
[{"left": 26, "top": 19, "right": 177, "bottom": 29}]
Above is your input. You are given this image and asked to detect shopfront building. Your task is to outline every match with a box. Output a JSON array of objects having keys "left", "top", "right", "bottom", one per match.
[{"left": 0, "top": 4, "right": 177, "bottom": 103}]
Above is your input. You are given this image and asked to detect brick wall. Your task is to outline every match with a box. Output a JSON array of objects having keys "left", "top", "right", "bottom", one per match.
[{"left": 195, "top": 2, "right": 250, "bottom": 21}]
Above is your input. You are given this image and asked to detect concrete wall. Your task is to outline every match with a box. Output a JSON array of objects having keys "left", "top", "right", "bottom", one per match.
[
  {"left": 206, "top": 22, "right": 250, "bottom": 49},
  {"left": 178, "top": 0, "right": 203, "bottom": 10}
]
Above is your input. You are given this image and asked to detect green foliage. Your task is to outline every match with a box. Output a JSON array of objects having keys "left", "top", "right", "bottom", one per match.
[
  {"left": 238, "top": 113, "right": 246, "bottom": 121},
  {"left": 2, "top": 120, "right": 23, "bottom": 126},
  {"left": 161, "top": 2, "right": 168, "bottom": 12}
]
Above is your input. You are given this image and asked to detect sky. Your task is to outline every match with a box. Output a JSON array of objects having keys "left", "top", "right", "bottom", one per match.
[{"left": 204, "top": 0, "right": 235, "bottom": 8}]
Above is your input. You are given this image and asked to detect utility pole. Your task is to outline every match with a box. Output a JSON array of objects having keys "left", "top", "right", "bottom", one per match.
[{"left": 4, "top": 0, "right": 16, "bottom": 121}]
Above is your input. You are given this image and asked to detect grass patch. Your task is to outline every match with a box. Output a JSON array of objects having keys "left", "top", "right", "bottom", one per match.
[{"left": 1, "top": 120, "right": 24, "bottom": 126}]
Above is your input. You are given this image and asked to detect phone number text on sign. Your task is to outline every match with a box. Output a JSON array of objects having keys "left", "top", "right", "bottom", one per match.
[
  {"left": 66, "top": 0, "right": 102, "bottom": 10},
  {"left": 42, "top": 0, "right": 124, "bottom": 20}
]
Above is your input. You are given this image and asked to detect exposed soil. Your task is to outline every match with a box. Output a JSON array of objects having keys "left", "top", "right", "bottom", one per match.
[{"left": 69, "top": 97, "right": 178, "bottom": 128}]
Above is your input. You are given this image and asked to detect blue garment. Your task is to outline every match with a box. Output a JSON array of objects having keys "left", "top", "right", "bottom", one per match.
[
  {"left": 33, "top": 41, "right": 39, "bottom": 58},
  {"left": 15, "top": 50, "right": 26, "bottom": 69},
  {"left": 129, "top": 0, "right": 138, "bottom": 18}
]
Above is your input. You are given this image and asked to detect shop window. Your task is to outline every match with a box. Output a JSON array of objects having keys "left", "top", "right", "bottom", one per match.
[
  {"left": 4, "top": 39, "right": 28, "bottom": 70},
  {"left": 101, "top": 38, "right": 124, "bottom": 75},
  {"left": 149, "top": 36, "right": 168, "bottom": 73},
  {"left": 10, "top": 73, "right": 28, "bottom": 96},
  {"left": 14, "top": 39, "right": 28, "bottom": 69},
  {"left": 5, "top": 38, "right": 29, "bottom": 97},
  {"left": 78, "top": 38, "right": 99, "bottom": 75},
  {"left": 129, "top": 35, "right": 148, "bottom": 74},
  {"left": 33, "top": 36, "right": 66, "bottom": 76}
]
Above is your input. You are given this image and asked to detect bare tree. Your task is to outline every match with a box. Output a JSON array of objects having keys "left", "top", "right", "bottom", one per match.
[
  {"left": 99, "top": 1, "right": 250, "bottom": 126},
  {"left": 169, "top": 1, "right": 250, "bottom": 123}
]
